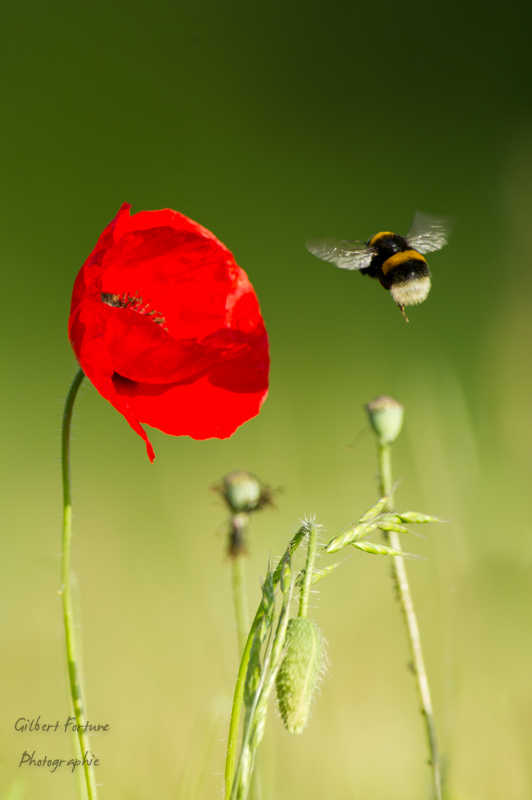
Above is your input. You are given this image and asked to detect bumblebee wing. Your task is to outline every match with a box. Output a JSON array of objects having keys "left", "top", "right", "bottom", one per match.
[
  {"left": 406, "top": 210, "right": 455, "bottom": 254},
  {"left": 305, "top": 237, "right": 374, "bottom": 270}
]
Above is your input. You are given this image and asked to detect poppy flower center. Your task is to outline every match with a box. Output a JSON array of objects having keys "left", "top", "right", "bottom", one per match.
[{"left": 101, "top": 292, "right": 168, "bottom": 332}]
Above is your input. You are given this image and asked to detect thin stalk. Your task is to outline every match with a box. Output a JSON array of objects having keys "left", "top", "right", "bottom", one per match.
[
  {"left": 225, "top": 622, "right": 257, "bottom": 800},
  {"left": 231, "top": 629, "right": 276, "bottom": 800},
  {"left": 228, "top": 515, "right": 261, "bottom": 800},
  {"left": 61, "top": 368, "right": 98, "bottom": 800},
  {"left": 377, "top": 440, "right": 442, "bottom": 800},
  {"left": 70, "top": 709, "right": 88, "bottom": 800},
  {"left": 298, "top": 524, "right": 317, "bottom": 618},
  {"left": 230, "top": 515, "right": 250, "bottom": 655},
  {"left": 231, "top": 580, "right": 294, "bottom": 800}
]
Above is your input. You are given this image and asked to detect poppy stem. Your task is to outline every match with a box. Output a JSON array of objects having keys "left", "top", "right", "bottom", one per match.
[
  {"left": 376, "top": 440, "right": 442, "bottom": 800},
  {"left": 227, "top": 516, "right": 263, "bottom": 800},
  {"left": 229, "top": 513, "right": 251, "bottom": 655},
  {"left": 61, "top": 368, "right": 98, "bottom": 800}
]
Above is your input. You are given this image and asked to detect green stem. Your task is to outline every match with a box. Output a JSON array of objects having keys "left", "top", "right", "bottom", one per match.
[
  {"left": 224, "top": 525, "right": 308, "bottom": 799},
  {"left": 61, "top": 368, "right": 98, "bottom": 800},
  {"left": 70, "top": 715, "right": 87, "bottom": 800},
  {"left": 225, "top": 621, "right": 257, "bottom": 799},
  {"left": 229, "top": 515, "right": 261, "bottom": 800},
  {"left": 231, "top": 579, "right": 293, "bottom": 800},
  {"left": 377, "top": 440, "right": 442, "bottom": 800},
  {"left": 230, "top": 515, "right": 250, "bottom": 655},
  {"left": 298, "top": 524, "right": 317, "bottom": 618}
]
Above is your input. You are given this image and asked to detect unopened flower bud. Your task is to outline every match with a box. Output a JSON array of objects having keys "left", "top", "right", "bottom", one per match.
[
  {"left": 276, "top": 618, "right": 324, "bottom": 735},
  {"left": 223, "top": 470, "right": 261, "bottom": 511},
  {"left": 366, "top": 395, "right": 404, "bottom": 445},
  {"left": 216, "top": 470, "right": 273, "bottom": 514}
]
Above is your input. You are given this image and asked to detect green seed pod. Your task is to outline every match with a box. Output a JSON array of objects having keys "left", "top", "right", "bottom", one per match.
[
  {"left": 325, "top": 521, "right": 377, "bottom": 553},
  {"left": 276, "top": 618, "right": 324, "bottom": 735},
  {"left": 358, "top": 494, "right": 389, "bottom": 523},
  {"left": 221, "top": 470, "right": 263, "bottom": 512},
  {"left": 366, "top": 395, "right": 404, "bottom": 445},
  {"left": 392, "top": 511, "right": 443, "bottom": 524},
  {"left": 244, "top": 633, "right": 262, "bottom": 706},
  {"left": 352, "top": 539, "right": 405, "bottom": 556},
  {"left": 279, "top": 553, "right": 292, "bottom": 595},
  {"left": 378, "top": 521, "right": 412, "bottom": 535},
  {"left": 260, "top": 572, "right": 275, "bottom": 622}
]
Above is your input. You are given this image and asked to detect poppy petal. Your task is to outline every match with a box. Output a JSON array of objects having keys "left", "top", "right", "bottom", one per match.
[
  {"left": 68, "top": 205, "right": 269, "bottom": 458},
  {"left": 69, "top": 287, "right": 156, "bottom": 461}
]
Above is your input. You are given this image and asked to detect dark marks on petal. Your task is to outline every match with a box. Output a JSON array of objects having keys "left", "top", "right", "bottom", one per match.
[{"left": 101, "top": 292, "right": 169, "bottom": 331}]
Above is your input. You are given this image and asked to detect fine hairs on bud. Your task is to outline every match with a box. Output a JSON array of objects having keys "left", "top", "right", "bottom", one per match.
[{"left": 276, "top": 618, "right": 325, "bottom": 735}]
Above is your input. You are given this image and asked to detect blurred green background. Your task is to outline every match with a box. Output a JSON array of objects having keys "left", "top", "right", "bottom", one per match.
[{"left": 1, "top": 0, "right": 532, "bottom": 797}]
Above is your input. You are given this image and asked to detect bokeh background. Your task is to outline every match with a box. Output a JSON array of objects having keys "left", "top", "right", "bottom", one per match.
[{"left": 2, "top": 0, "right": 532, "bottom": 798}]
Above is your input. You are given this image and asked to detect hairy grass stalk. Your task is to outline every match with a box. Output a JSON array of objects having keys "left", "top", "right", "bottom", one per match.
[
  {"left": 298, "top": 523, "right": 318, "bottom": 618},
  {"left": 368, "top": 396, "right": 442, "bottom": 800}
]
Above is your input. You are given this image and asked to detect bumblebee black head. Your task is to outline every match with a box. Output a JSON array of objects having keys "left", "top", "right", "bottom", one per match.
[{"left": 368, "top": 231, "right": 408, "bottom": 257}]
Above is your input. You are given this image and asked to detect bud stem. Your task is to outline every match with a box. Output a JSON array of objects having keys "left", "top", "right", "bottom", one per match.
[
  {"left": 377, "top": 440, "right": 442, "bottom": 800},
  {"left": 232, "top": 552, "right": 250, "bottom": 656},
  {"left": 230, "top": 515, "right": 251, "bottom": 655},
  {"left": 61, "top": 368, "right": 98, "bottom": 800},
  {"left": 299, "top": 524, "right": 318, "bottom": 618},
  {"left": 228, "top": 514, "right": 263, "bottom": 800}
]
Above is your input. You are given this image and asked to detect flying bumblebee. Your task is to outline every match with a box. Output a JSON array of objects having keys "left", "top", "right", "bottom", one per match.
[{"left": 306, "top": 211, "right": 454, "bottom": 321}]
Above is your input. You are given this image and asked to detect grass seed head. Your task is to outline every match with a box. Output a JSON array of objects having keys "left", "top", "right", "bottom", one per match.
[
  {"left": 280, "top": 554, "right": 292, "bottom": 595},
  {"left": 392, "top": 511, "right": 444, "bottom": 524}
]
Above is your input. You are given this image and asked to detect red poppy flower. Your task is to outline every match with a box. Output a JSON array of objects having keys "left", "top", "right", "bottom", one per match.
[{"left": 69, "top": 203, "right": 269, "bottom": 461}]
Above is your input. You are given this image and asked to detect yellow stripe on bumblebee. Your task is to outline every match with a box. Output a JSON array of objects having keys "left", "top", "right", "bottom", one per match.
[
  {"left": 368, "top": 231, "right": 396, "bottom": 247},
  {"left": 381, "top": 249, "right": 427, "bottom": 276}
]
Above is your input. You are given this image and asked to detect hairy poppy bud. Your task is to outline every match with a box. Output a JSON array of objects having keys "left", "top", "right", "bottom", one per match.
[
  {"left": 222, "top": 471, "right": 262, "bottom": 512},
  {"left": 276, "top": 618, "right": 324, "bottom": 735},
  {"left": 216, "top": 470, "right": 274, "bottom": 514},
  {"left": 366, "top": 395, "right": 404, "bottom": 445}
]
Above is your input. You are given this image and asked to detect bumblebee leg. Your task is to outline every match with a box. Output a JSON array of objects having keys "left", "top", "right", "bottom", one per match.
[{"left": 398, "top": 304, "right": 409, "bottom": 323}]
